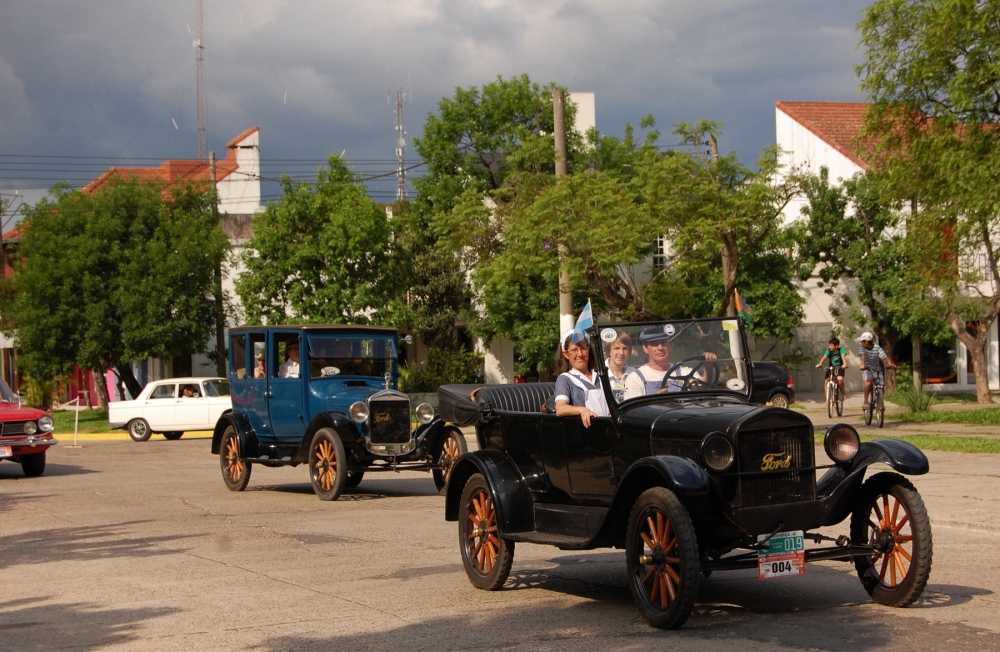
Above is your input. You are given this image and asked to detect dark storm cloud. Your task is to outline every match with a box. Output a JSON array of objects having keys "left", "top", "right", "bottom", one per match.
[{"left": 0, "top": 0, "right": 871, "bottom": 205}]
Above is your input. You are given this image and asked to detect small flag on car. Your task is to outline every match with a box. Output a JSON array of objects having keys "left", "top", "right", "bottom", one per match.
[
  {"left": 572, "top": 299, "right": 594, "bottom": 343},
  {"left": 734, "top": 290, "right": 754, "bottom": 325}
]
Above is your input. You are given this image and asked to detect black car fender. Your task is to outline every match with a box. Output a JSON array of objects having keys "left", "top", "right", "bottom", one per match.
[
  {"left": 619, "top": 455, "right": 713, "bottom": 497},
  {"left": 850, "top": 438, "right": 929, "bottom": 476},
  {"left": 444, "top": 449, "right": 534, "bottom": 535},
  {"left": 211, "top": 412, "right": 258, "bottom": 458},
  {"left": 414, "top": 418, "right": 445, "bottom": 453},
  {"left": 293, "top": 412, "right": 361, "bottom": 463}
]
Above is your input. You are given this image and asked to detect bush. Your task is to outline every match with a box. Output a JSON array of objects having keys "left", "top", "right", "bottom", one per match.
[
  {"left": 21, "top": 376, "right": 54, "bottom": 410},
  {"left": 894, "top": 362, "right": 914, "bottom": 391},
  {"left": 887, "top": 387, "right": 937, "bottom": 413},
  {"left": 403, "top": 348, "right": 484, "bottom": 393}
]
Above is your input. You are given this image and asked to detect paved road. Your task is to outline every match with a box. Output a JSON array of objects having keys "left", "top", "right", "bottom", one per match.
[{"left": 2, "top": 436, "right": 999, "bottom": 651}]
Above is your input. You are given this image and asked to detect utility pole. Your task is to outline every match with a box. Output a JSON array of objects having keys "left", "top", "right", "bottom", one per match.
[
  {"left": 195, "top": 0, "right": 207, "bottom": 159},
  {"left": 209, "top": 152, "right": 225, "bottom": 377},
  {"left": 553, "top": 90, "right": 574, "bottom": 334}
]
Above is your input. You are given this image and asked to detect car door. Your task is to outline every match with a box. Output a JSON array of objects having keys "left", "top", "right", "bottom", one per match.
[
  {"left": 564, "top": 416, "right": 617, "bottom": 497},
  {"left": 244, "top": 331, "right": 276, "bottom": 441},
  {"left": 143, "top": 383, "right": 177, "bottom": 430},
  {"left": 175, "top": 382, "right": 209, "bottom": 429},
  {"left": 268, "top": 331, "right": 306, "bottom": 443}
]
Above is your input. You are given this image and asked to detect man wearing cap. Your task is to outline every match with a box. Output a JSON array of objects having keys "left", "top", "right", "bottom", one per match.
[
  {"left": 858, "top": 332, "right": 893, "bottom": 410},
  {"left": 278, "top": 339, "right": 301, "bottom": 379},
  {"left": 623, "top": 325, "right": 716, "bottom": 399}
]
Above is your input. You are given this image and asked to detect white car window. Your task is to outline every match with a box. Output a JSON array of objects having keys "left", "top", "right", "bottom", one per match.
[{"left": 150, "top": 384, "right": 176, "bottom": 399}]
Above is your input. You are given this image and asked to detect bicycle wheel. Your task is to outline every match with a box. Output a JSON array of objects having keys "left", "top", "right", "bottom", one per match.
[
  {"left": 836, "top": 385, "right": 844, "bottom": 417},
  {"left": 827, "top": 385, "right": 833, "bottom": 419},
  {"left": 864, "top": 394, "right": 873, "bottom": 426},
  {"left": 876, "top": 388, "right": 885, "bottom": 428}
]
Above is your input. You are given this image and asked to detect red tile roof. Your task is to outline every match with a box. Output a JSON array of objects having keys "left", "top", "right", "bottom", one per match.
[
  {"left": 775, "top": 102, "right": 871, "bottom": 170},
  {"left": 83, "top": 126, "right": 259, "bottom": 194}
]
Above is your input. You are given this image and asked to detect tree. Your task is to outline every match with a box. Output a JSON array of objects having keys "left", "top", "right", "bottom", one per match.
[
  {"left": 1, "top": 178, "right": 229, "bottom": 406},
  {"left": 236, "top": 156, "right": 404, "bottom": 326},
  {"left": 859, "top": 0, "right": 1000, "bottom": 402}
]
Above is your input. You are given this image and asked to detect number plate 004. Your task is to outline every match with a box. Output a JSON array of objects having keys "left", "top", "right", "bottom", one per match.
[{"left": 757, "top": 530, "right": 806, "bottom": 580}]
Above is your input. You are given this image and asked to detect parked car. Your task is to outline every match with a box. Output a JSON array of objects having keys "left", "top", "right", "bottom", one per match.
[
  {"left": 441, "top": 318, "right": 932, "bottom": 629},
  {"left": 211, "top": 325, "right": 466, "bottom": 500},
  {"left": 0, "top": 378, "right": 56, "bottom": 476},
  {"left": 109, "top": 377, "right": 232, "bottom": 442},
  {"left": 750, "top": 361, "right": 795, "bottom": 407}
]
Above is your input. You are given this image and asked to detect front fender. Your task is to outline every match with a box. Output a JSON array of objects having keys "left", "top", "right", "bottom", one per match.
[
  {"left": 444, "top": 449, "right": 534, "bottom": 535},
  {"left": 211, "top": 412, "right": 258, "bottom": 458},
  {"left": 850, "top": 439, "right": 929, "bottom": 476},
  {"left": 293, "top": 412, "right": 361, "bottom": 464},
  {"left": 620, "top": 455, "right": 712, "bottom": 496}
]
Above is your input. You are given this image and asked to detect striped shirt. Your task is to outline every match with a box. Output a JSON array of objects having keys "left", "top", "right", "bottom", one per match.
[{"left": 858, "top": 344, "right": 888, "bottom": 374}]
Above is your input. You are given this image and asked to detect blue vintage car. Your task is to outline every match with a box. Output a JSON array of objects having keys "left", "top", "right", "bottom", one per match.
[{"left": 211, "top": 325, "right": 466, "bottom": 500}]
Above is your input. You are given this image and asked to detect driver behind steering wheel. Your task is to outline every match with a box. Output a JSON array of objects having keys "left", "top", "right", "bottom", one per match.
[{"left": 622, "top": 326, "right": 717, "bottom": 399}]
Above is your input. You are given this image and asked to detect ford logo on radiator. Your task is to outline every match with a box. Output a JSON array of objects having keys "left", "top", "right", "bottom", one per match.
[
  {"left": 760, "top": 452, "right": 792, "bottom": 471},
  {"left": 373, "top": 412, "right": 392, "bottom": 424}
]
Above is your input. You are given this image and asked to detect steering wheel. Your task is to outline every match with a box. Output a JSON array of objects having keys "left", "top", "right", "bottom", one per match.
[{"left": 659, "top": 355, "right": 720, "bottom": 393}]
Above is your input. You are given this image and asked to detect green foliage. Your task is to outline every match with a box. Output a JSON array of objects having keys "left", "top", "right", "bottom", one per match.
[
  {"left": 813, "top": 432, "right": 1000, "bottom": 455},
  {"left": 237, "top": 156, "right": 403, "bottom": 326},
  {"left": 773, "top": 348, "right": 814, "bottom": 373},
  {"left": 894, "top": 362, "right": 914, "bottom": 391},
  {"left": 21, "top": 376, "right": 54, "bottom": 410},
  {"left": 1, "top": 178, "right": 228, "bottom": 385},
  {"left": 890, "top": 407, "right": 1000, "bottom": 425},
  {"left": 52, "top": 409, "right": 111, "bottom": 434},
  {"left": 405, "top": 348, "right": 484, "bottom": 392},
  {"left": 886, "top": 388, "right": 938, "bottom": 413}
]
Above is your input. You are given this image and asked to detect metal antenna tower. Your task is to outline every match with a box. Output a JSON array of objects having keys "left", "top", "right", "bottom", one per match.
[
  {"left": 391, "top": 87, "right": 410, "bottom": 200},
  {"left": 195, "top": 0, "right": 207, "bottom": 159}
]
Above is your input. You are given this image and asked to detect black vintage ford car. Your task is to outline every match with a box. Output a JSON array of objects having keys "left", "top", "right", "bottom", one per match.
[
  {"left": 211, "top": 325, "right": 466, "bottom": 500},
  {"left": 441, "top": 318, "right": 932, "bottom": 629}
]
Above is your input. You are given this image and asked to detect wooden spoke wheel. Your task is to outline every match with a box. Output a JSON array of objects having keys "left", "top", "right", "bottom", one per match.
[
  {"left": 309, "top": 428, "right": 347, "bottom": 501},
  {"left": 20, "top": 451, "right": 46, "bottom": 477},
  {"left": 219, "top": 426, "right": 251, "bottom": 491},
  {"left": 458, "top": 473, "right": 514, "bottom": 590},
  {"left": 851, "top": 472, "right": 932, "bottom": 607},
  {"left": 625, "top": 487, "right": 700, "bottom": 629},
  {"left": 433, "top": 428, "right": 468, "bottom": 494},
  {"left": 127, "top": 418, "right": 152, "bottom": 442}
]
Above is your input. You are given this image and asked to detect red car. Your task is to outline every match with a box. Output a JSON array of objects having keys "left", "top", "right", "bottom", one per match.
[{"left": 0, "top": 379, "right": 57, "bottom": 477}]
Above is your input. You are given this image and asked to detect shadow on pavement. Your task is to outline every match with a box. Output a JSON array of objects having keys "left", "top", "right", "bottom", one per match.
[
  {"left": 0, "top": 596, "right": 179, "bottom": 650},
  {"left": 0, "top": 461, "right": 96, "bottom": 480},
  {"left": 0, "top": 493, "right": 55, "bottom": 514},
  {"left": 0, "top": 522, "right": 197, "bottom": 570}
]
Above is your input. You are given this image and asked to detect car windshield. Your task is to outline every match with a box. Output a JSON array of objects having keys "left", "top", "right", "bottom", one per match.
[
  {"left": 306, "top": 336, "right": 396, "bottom": 379},
  {"left": 203, "top": 379, "right": 230, "bottom": 396},
  {"left": 0, "top": 378, "right": 16, "bottom": 402},
  {"left": 596, "top": 318, "right": 751, "bottom": 404}
]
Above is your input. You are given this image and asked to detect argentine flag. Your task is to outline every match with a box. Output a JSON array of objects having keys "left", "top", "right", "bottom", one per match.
[{"left": 571, "top": 300, "right": 594, "bottom": 343}]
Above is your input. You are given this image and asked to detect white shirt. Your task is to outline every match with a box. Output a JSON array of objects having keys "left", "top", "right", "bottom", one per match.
[
  {"left": 278, "top": 359, "right": 300, "bottom": 378},
  {"left": 606, "top": 361, "right": 636, "bottom": 401}
]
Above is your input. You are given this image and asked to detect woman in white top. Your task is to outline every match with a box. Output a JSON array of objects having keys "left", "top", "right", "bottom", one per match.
[{"left": 554, "top": 330, "right": 610, "bottom": 428}]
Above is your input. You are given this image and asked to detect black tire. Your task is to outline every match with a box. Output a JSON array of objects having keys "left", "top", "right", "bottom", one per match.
[
  {"left": 20, "top": 451, "right": 45, "bottom": 477},
  {"left": 626, "top": 487, "right": 700, "bottom": 629},
  {"left": 769, "top": 392, "right": 789, "bottom": 409},
  {"left": 127, "top": 418, "right": 152, "bottom": 442},
  {"left": 827, "top": 389, "right": 833, "bottom": 419},
  {"left": 345, "top": 471, "right": 364, "bottom": 488},
  {"left": 837, "top": 391, "right": 844, "bottom": 417},
  {"left": 309, "top": 428, "right": 347, "bottom": 501},
  {"left": 220, "top": 426, "right": 251, "bottom": 491},
  {"left": 850, "top": 472, "right": 932, "bottom": 607},
  {"left": 864, "top": 399, "right": 873, "bottom": 426},
  {"left": 163, "top": 431, "right": 184, "bottom": 441},
  {"left": 433, "top": 428, "right": 468, "bottom": 494},
  {"left": 876, "top": 391, "right": 885, "bottom": 428},
  {"left": 458, "top": 473, "right": 515, "bottom": 590}
]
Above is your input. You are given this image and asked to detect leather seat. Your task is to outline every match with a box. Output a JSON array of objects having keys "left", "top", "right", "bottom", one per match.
[{"left": 476, "top": 383, "right": 555, "bottom": 414}]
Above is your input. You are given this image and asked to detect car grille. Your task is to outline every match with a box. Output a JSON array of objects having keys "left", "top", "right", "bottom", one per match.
[
  {"left": 0, "top": 421, "right": 29, "bottom": 436},
  {"left": 368, "top": 397, "right": 411, "bottom": 444},
  {"left": 735, "top": 425, "right": 815, "bottom": 508}
]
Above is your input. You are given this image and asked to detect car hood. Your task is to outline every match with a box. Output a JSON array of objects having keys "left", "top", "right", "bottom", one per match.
[
  {"left": 619, "top": 396, "right": 806, "bottom": 440},
  {"left": 310, "top": 380, "right": 397, "bottom": 409},
  {"left": 0, "top": 402, "right": 49, "bottom": 420}
]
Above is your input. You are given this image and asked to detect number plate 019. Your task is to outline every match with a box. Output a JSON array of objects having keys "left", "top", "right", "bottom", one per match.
[{"left": 757, "top": 530, "right": 806, "bottom": 580}]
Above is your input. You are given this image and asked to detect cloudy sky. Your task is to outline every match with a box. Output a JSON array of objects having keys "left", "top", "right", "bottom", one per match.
[{"left": 0, "top": 0, "right": 871, "bottom": 215}]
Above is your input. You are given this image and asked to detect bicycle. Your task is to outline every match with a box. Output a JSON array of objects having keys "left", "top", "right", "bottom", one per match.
[
  {"left": 824, "top": 367, "right": 844, "bottom": 418},
  {"left": 864, "top": 370, "right": 885, "bottom": 428}
]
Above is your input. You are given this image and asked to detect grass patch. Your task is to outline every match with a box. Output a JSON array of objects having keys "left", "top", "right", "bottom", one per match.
[
  {"left": 813, "top": 432, "right": 1000, "bottom": 454},
  {"left": 52, "top": 409, "right": 111, "bottom": 434},
  {"left": 889, "top": 407, "right": 1000, "bottom": 426}
]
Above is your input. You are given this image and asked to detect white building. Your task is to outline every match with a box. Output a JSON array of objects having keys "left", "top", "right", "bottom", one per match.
[{"left": 775, "top": 102, "right": 999, "bottom": 394}]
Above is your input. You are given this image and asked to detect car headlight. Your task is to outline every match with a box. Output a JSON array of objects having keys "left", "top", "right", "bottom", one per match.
[
  {"left": 23, "top": 420, "right": 37, "bottom": 435},
  {"left": 415, "top": 402, "right": 434, "bottom": 425},
  {"left": 349, "top": 401, "right": 369, "bottom": 424},
  {"left": 701, "top": 433, "right": 734, "bottom": 472},
  {"left": 825, "top": 424, "right": 860, "bottom": 463},
  {"left": 38, "top": 415, "right": 54, "bottom": 433}
]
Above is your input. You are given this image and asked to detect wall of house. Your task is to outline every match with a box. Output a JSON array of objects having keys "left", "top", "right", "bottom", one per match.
[{"left": 218, "top": 130, "right": 262, "bottom": 215}]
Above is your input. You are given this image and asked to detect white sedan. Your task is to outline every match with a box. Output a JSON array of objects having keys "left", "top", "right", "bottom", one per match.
[{"left": 109, "top": 377, "right": 232, "bottom": 442}]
